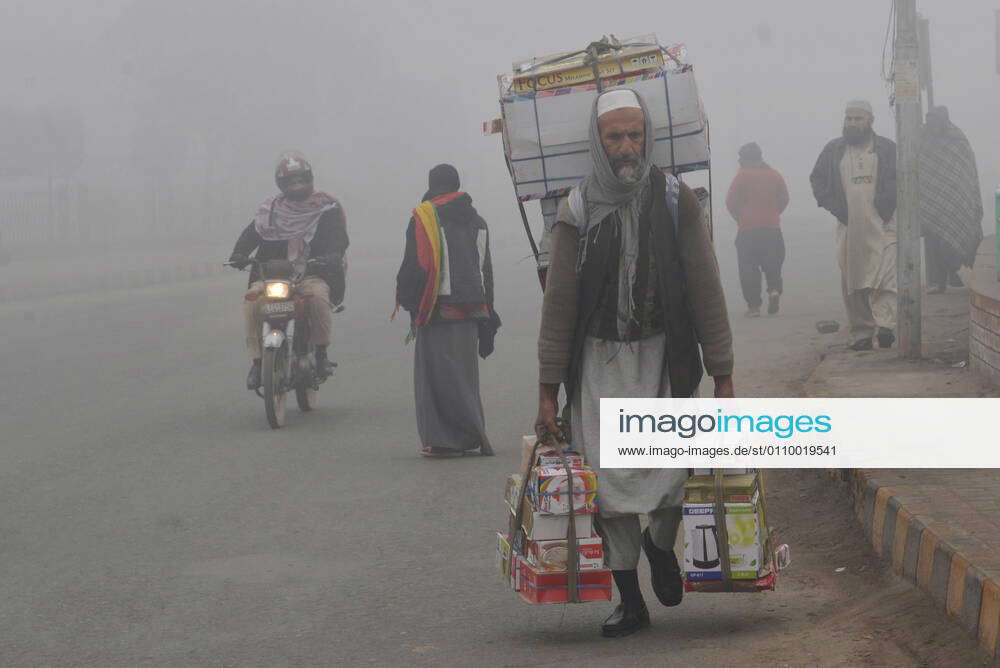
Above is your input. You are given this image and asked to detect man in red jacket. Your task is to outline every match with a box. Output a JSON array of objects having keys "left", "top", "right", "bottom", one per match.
[{"left": 725, "top": 142, "right": 789, "bottom": 317}]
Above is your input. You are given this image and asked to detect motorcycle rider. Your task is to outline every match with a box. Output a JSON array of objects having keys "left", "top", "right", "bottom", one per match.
[{"left": 229, "top": 152, "right": 348, "bottom": 389}]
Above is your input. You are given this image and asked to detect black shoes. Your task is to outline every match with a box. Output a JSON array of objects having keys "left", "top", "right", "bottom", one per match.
[
  {"left": 642, "top": 528, "right": 684, "bottom": 607},
  {"left": 849, "top": 331, "right": 894, "bottom": 351},
  {"left": 767, "top": 290, "right": 780, "bottom": 315},
  {"left": 246, "top": 358, "right": 261, "bottom": 390},
  {"left": 601, "top": 600, "right": 650, "bottom": 638},
  {"left": 315, "top": 347, "right": 337, "bottom": 379},
  {"left": 849, "top": 338, "right": 873, "bottom": 351},
  {"left": 877, "top": 327, "right": 895, "bottom": 349}
]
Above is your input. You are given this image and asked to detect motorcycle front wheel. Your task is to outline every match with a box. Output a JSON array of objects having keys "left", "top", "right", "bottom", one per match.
[
  {"left": 296, "top": 383, "right": 318, "bottom": 412},
  {"left": 262, "top": 345, "right": 288, "bottom": 429}
]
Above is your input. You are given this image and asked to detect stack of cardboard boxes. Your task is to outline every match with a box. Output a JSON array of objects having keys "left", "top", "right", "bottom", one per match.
[
  {"left": 497, "top": 436, "right": 612, "bottom": 603},
  {"left": 496, "top": 35, "right": 709, "bottom": 201},
  {"left": 681, "top": 469, "right": 770, "bottom": 585}
]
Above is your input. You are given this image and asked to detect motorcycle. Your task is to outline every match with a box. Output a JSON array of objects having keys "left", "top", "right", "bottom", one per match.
[{"left": 226, "top": 257, "right": 344, "bottom": 429}]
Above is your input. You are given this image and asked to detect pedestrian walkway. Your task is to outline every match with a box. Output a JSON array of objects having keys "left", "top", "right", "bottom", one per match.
[{"left": 803, "top": 288, "right": 1000, "bottom": 656}]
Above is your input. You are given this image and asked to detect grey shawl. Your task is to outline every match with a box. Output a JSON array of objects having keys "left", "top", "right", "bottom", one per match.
[
  {"left": 567, "top": 87, "right": 656, "bottom": 339},
  {"left": 916, "top": 116, "right": 984, "bottom": 267}
]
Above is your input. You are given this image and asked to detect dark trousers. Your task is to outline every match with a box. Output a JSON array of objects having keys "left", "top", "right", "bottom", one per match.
[
  {"left": 735, "top": 228, "right": 785, "bottom": 307},
  {"left": 924, "top": 234, "right": 962, "bottom": 289}
]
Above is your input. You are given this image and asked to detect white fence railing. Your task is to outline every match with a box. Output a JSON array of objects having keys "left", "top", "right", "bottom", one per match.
[{"left": 0, "top": 179, "right": 80, "bottom": 245}]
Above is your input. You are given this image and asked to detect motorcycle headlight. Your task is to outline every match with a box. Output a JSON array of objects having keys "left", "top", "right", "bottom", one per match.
[{"left": 265, "top": 281, "right": 290, "bottom": 299}]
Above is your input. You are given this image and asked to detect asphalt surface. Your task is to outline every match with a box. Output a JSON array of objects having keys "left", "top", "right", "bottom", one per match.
[{"left": 0, "top": 229, "right": 990, "bottom": 666}]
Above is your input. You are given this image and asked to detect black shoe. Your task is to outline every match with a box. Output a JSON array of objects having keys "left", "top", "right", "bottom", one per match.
[
  {"left": 848, "top": 338, "right": 873, "bottom": 351},
  {"left": 877, "top": 327, "right": 895, "bottom": 349},
  {"left": 315, "top": 347, "right": 336, "bottom": 378},
  {"left": 643, "top": 527, "right": 684, "bottom": 607},
  {"left": 246, "top": 359, "right": 261, "bottom": 390},
  {"left": 767, "top": 291, "right": 780, "bottom": 315},
  {"left": 600, "top": 601, "right": 650, "bottom": 638}
]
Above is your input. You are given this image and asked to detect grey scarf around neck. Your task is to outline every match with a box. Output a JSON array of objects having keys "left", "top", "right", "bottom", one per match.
[{"left": 569, "top": 87, "right": 655, "bottom": 339}]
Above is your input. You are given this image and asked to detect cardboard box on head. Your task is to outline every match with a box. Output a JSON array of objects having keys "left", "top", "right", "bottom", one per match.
[{"left": 498, "top": 37, "right": 708, "bottom": 200}]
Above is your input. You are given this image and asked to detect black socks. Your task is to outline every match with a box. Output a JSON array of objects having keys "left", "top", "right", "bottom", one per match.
[{"left": 612, "top": 569, "right": 644, "bottom": 605}]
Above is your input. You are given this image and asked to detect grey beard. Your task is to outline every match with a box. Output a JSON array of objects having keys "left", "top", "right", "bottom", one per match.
[{"left": 614, "top": 162, "right": 643, "bottom": 184}]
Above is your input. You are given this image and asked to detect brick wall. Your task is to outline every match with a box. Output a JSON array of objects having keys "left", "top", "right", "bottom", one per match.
[{"left": 970, "top": 236, "right": 1000, "bottom": 389}]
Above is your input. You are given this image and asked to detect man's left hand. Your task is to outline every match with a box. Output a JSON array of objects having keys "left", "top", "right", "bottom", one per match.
[{"left": 713, "top": 375, "right": 735, "bottom": 398}]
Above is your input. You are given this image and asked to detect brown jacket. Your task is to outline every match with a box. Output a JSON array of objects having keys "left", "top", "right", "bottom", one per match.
[{"left": 538, "top": 181, "right": 733, "bottom": 387}]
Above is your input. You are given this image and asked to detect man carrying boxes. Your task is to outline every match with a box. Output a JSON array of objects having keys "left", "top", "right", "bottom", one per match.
[{"left": 533, "top": 83, "right": 735, "bottom": 637}]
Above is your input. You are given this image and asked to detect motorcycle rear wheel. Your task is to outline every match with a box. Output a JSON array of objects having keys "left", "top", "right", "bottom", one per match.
[{"left": 262, "top": 346, "right": 288, "bottom": 429}]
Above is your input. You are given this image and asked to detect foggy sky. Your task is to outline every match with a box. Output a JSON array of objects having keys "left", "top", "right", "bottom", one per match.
[{"left": 3, "top": 0, "right": 998, "bottom": 257}]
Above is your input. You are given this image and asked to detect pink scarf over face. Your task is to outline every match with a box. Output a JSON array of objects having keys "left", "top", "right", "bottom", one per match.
[{"left": 253, "top": 191, "right": 340, "bottom": 277}]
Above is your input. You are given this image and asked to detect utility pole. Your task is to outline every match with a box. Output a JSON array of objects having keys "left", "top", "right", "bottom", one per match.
[
  {"left": 918, "top": 13, "right": 933, "bottom": 111},
  {"left": 895, "top": 0, "right": 922, "bottom": 358}
]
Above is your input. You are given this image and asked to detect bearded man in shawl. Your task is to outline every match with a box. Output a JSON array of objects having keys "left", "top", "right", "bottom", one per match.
[
  {"left": 535, "top": 88, "right": 735, "bottom": 637},
  {"left": 810, "top": 99, "right": 898, "bottom": 351},
  {"left": 917, "top": 106, "right": 984, "bottom": 294},
  {"left": 229, "top": 152, "right": 348, "bottom": 390},
  {"left": 395, "top": 164, "right": 498, "bottom": 458}
]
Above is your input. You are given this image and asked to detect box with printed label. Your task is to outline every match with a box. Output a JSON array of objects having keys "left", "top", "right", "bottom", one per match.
[
  {"left": 529, "top": 466, "right": 598, "bottom": 515},
  {"left": 682, "top": 499, "right": 765, "bottom": 581},
  {"left": 504, "top": 474, "right": 523, "bottom": 512},
  {"left": 519, "top": 435, "right": 584, "bottom": 472},
  {"left": 525, "top": 535, "right": 605, "bottom": 572},
  {"left": 517, "top": 560, "right": 612, "bottom": 604},
  {"left": 518, "top": 495, "right": 594, "bottom": 540},
  {"left": 497, "top": 531, "right": 513, "bottom": 582},
  {"left": 510, "top": 35, "right": 666, "bottom": 94},
  {"left": 498, "top": 37, "right": 708, "bottom": 201},
  {"left": 683, "top": 473, "right": 759, "bottom": 503}
]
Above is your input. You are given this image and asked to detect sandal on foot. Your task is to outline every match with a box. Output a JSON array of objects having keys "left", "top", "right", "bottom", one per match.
[{"left": 420, "top": 447, "right": 462, "bottom": 458}]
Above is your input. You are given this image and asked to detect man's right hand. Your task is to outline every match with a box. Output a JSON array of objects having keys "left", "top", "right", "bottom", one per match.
[
  {"left": 228, "top": 253, "right": 250, "bottom": 270},
  {"left": 534, "top": 383, "right": 562, "bottom": 444}
]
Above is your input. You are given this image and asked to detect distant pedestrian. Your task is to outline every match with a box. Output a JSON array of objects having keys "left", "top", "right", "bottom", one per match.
[
  {"left": 395, "top": 164, "right": 499, "bottom": 458},
  {"left": 916, "top": 106, "right": 983, "bottom": 294},
  {"left": 725, "top": 142, "right": 789, "bottom": 317},
  {"left": 810, "top": 99, "right": 897, "bottom": 351}
]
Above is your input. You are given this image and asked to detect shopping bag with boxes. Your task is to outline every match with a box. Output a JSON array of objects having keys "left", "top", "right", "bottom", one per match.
[
  {"left": 681, "top": 469, "right": 790, "bottom": 593},
  {"left": 497, "top": 434, "right": 612, "bottom": 604}
]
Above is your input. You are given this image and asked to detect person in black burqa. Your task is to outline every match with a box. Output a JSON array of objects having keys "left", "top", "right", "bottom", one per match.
[{"left": 395, "top": 164, "right": 500, "bottom": 457}]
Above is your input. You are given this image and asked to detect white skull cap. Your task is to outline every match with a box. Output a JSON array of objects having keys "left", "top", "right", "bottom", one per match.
[
  {"left": 845, "top": 99, "right": 873, "bottom": 116},
  {"left": 597, "top": 89, "right": 641, "bottom": 117}
]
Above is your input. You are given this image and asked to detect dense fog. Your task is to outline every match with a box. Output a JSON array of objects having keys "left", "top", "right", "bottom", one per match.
[{"left": 2, "top": 0, "right": 997, "bottom": 306}]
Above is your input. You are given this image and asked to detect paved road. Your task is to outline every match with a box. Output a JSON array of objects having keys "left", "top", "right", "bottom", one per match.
[{"left": 0, "top": 235, "right": 989, "bottom": 665}]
